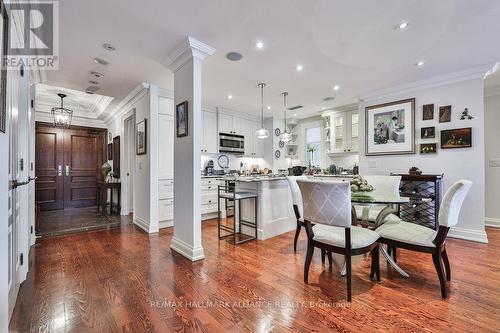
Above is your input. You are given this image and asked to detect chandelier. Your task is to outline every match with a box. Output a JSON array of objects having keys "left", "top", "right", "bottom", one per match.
[{"left": 51, "top": 93, "right": 73, "bottom": 127}]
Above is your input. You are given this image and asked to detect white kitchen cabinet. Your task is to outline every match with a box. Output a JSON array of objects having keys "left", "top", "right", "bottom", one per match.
[
  {"left": 218, "top": 112, "right": 246, "bottom": 136},
  {"left": 201, "top": 110, "right": 218, "bottom": 154},
  {"left": 158, "top": 97, "right": 175, "bottom": 226},
  {"left": 327, "top": 110, "right": 359, "bottom": 154}
]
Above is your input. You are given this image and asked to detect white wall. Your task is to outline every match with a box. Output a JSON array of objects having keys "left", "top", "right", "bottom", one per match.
[
  {"left": 359, "top": 77, "right": 487, "bottom": 243},
  {"left": 485, "top": 94, "right": 500, "bottom": 224}
]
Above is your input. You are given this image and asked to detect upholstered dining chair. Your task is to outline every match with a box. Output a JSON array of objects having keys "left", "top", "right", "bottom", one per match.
[
  {"left": 353, "top": 175, "right": 402, "bottom": 225},
  {"left": 286, "top": 176, "right": 308, "bottom": 252},
  {"left": 297, "top": 179, "right": 380, "bottom": 301},
  {"left": 375, "top": 179, "right": 472, "bottom": 298}
]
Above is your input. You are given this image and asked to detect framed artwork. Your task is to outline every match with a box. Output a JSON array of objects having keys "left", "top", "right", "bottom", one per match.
[
  {"left": 421, "top": 126, "right": 435, "bottom": 139},
  {"left": 439, "top": 105, "right": 451, "bottom": 123},
  {"left": 420, "top": 143, "right": 437, "bottom": 154},
  {"left": 0, "top": 1, "right": 9, "bottom": 133},
  {"left": 422, "top": 104, "right": 434, "bottom": 120},
  {"left": 107, "top": 143, "right": 113, "bottom": 160},
  {"left": 365, "top": 98, "right": 415, "bottom": 156},
  {"left": 441, "top": 127, "right": 472, "bottom": 149},
  {"left": 113, "top": 136, "right": 120, "bottom": 177},
  {"left": 136, "top": 119, "right": 147, "bottom": 155},
  {"left": 176, "top": 101, "right": 188, "bottom": 137}
]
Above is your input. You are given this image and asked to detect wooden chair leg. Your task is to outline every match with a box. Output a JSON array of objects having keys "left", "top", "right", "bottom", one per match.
[
  {"left": 321, "top": 249, "right": 326, "bottom": 264},
  {"left": 293, "top": 221, "right": 301, "bottom": 252},
  {"left": 346, "top": 254, "right": 352, "bottom": 302},
  {"left": 304, "top": 243, "right": 314, "bottom": 284},
  {"left": 432, "top": 252, "right": 447, "bottom": 298},
  {"left": 327, "top": 251, "right": 333, "bottom": 272},
  {"left": 392, "top": 247, "right": 397, "bottom": 263},
  {"left": 442, "top": 247, "right": 451, "bottom": 281},
  {"left": 370, "top": 245, "right": 380, "bottom": 281}
]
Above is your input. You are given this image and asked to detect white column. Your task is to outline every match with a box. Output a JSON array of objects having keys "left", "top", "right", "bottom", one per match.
[{"left": 165, "top": 37, "right": 215, "bottom": 261}]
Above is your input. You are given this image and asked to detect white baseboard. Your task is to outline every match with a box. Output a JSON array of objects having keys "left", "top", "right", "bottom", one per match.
[
  {"left": 133, "top": 216, "right": 159, "bottom": 234},
  {"left": 448, "top": 226, "right": 489, "bottom": 243},
  {"left": 159, "top": 220, "right": 173, "bottom": 229},
  {"left": 485, "top": 217, "right": 500, "bottom": 228},
  {"left": 170, "top": 237, "right": 205, "bottom": 261}
]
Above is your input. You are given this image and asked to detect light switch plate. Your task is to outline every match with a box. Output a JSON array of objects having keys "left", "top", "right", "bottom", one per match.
[{"left": 489, "top": 159, "right": 500, "bottom": 167}]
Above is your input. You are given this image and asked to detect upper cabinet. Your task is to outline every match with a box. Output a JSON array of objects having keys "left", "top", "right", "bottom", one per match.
[
  {"left": 201, "top": 110, "right": 218, "bottom": 154},
  {"left": 218, "top": 112, "right": 262, "bottom": 157},
  {"left": 158, "top": 97, "right": 174, "bottom": 179},
  {"left": 218, "top": 112, "right": 246, "bottom": 136},
  {"left": 325, "top": 110, "right": 359, "bottom": 154}
]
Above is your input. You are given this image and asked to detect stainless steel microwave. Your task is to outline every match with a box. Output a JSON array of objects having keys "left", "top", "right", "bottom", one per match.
[{"left": 219, "top": 133, "right": 244, "bottom": 154}]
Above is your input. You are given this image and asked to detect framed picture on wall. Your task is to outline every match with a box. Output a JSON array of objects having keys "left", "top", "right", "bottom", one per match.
[
  {"left": 421, "top": 126, "right": 435, "bottom": 139},
  {"left": 0, "top": 1, "right": 9, "bottom": 133},
  {"left": 420, "top": 143, "right": 437, "bottom": 154},
  {"left": 439, "top": 105, "right": 452, "bottom": 123},
  {"left": 440, "top": 127, "right": 472, "bottom": 149},
  {"left": 422, "top": 104, "right": 434, "bottom": 120},
  {"left": 107, "top": 143, "right": 113, "bottom": 160},
  {"left": 136, "top": 119, "right": 147, "bottom": 155},
  {"left": 365, "top": 98, "right": 415, "bottom": 156},
  {"left": 176, "top": 101, "right": 188, "bottom": 137}
]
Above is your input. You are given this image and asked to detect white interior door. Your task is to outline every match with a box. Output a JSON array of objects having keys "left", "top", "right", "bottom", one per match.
[
  {"left": 7, "top": 68, "right": 20, "bottom": 319},
  {"left": 126, "top": 115, "right": 135, "bottom": 213}
]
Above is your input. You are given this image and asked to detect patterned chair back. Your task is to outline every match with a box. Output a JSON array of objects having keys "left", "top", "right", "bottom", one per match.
[
  {"left": 297, "top": 179, "right": 351, "bottom": 228},
  {"left": 438, "top": 179, "right": 472, "bottom": 228}
]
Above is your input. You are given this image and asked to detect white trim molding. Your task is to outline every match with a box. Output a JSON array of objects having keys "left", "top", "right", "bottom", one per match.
[
  {"left": 133, "top": 216, "right": 150, "bottom": 233},
  {"left": 164, "top": 36, "right": 216, "bottom": 73},
  {"left": 170, "top": 237, "right": 205, "bottom": 262},
  {"left": 360, "top": 64, "right": 495, "bottom": 102},
  {"left": 485, "top": 217, "right": 500, "bottom": 228},
  {"left": 35, "top": 112, "right": 107, "bottom": 128},
  {"left": 105, "top": 82, "right": 150, "bottom": 124},
  {"left": 448, "top": 226, "right": 489, "bottom": 243}
]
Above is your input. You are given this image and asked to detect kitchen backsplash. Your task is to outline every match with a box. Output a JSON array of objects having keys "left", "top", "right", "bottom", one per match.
[{"left": 201, "top": 153, "right": 267, "bottom": 173}]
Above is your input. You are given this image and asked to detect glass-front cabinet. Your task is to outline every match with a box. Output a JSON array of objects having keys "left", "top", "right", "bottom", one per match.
[{"left": 325, "top": 109, "right": 359, "bottom": 154}]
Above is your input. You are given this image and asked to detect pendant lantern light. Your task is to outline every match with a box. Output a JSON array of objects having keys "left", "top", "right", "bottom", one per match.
[
  {"left": 255, "top": 83, "right": 270, "bottom": 139},
  {"left": 280, "top": 92, "right": 292, "bottom": 142}
]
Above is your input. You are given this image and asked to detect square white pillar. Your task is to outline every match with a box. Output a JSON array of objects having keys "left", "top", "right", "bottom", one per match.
[{"left": 165, "top": 37, "right": 215, "bottom": 261}]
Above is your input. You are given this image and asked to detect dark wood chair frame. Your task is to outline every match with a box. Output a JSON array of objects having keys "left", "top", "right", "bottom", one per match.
[
  {"left": 296, "top": 204, "right": 380, "bottom": 302},
  {"left": 378, "top": 225, "right": 450, "bottom": 298}
]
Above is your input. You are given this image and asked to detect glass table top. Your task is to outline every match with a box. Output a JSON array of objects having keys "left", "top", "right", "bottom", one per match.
[{"left": 351, "top": 193, "right": 410, "bottom": 204}]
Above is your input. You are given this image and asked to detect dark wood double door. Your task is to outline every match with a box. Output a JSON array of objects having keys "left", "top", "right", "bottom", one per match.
[{"left": 35, "top": 123, "right": 106, "bottom": 211}]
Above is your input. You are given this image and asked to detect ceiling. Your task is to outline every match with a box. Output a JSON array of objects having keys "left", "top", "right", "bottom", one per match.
[{"left": 42, "top": 0, "right": 500, "bottom": 120}]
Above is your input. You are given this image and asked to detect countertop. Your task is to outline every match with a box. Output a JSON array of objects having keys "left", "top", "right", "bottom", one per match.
[{"left": 313, "top": 174, "right": 355, "bottom": 178}]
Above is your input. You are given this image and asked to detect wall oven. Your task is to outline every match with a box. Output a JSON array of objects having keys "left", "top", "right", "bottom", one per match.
[{"left": 219, "top": 133, "right": 244, "bottom": 154}]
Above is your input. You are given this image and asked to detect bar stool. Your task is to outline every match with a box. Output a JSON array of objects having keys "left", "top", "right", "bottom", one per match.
[{"left": 217, "top": 185, "right": 258, "bottom": 244}]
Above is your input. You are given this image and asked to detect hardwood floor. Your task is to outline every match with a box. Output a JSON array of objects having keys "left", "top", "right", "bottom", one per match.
[{"left": 10, "top": 220, "right": 500, "bottom": 332}]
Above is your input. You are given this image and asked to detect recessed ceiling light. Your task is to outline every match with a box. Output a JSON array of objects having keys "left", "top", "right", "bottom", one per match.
[
  {"left": 321, "top": 107, "right": 326, "bottom": 110},
  {"left": 90, "top": 70, "right": 104, "bottom": 78},
  {"left": 102, "top": 43, "right": 116, "bottom": 51},
  {"left": 267, "top": 106, "right": 271, "bottom": 110},
  {"left": 227, "top": 94, "right": 233, "bottom": 100},
  {"left": 333, "top": 85, "right": 340, "bottom": 91},
  {"left": 255, "top": 41, "right": 264, "bottom": 49},
  {"left": 226, "top": 52, "right": 243, "bottom": 61},
  {"left": 296, "top": 64, "right": 303, "bottom": 72},
  {"left": 323, "top": 96, "right": 335, "bottom": 102},
  {"left": 93, "top": 57, "right": 110, "bottom": 65},
  {"left": 293, "top": 113, "right": 297, "bottom": 117},
  {"left": 85, "top": 86, "right": 99, "bottom": 94},
  {"left": 89, "top": 80, "right": 99, "bottom": 85},
  {"left": 416, "top": 61, "right": 425, "bottom": 67},
  {"left": 396, "top": 22, "right": 409, "bottom": 30}
]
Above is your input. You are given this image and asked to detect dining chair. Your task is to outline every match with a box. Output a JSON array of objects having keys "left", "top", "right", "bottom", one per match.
[
  {"left": 286, "top": 176, "right": 307, "bottom": 252},
  {"left": 297, "top": 179, "right": 380, "bottom": 301},
  {"left": 375, "top": 179, "right": 472, "bottom": 298},
  {"left": 353, "top": 175, "right": 402, "bottom": 225}
]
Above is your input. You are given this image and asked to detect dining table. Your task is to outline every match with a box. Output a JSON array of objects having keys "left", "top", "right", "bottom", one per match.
[{"left": 350, "top": 192, "right": 416, "bottom": 278}]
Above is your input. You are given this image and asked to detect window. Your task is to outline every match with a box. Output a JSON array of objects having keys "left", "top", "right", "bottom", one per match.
[{"left": 305, "top": 127, "right": 322, "bottom": 167}]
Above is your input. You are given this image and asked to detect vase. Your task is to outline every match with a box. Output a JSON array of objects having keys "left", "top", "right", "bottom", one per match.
[{"left": 101, "top": 161, "right": 111, "bottom": 180}]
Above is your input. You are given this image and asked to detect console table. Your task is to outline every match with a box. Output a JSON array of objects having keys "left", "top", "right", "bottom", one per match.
[
  {"left": 97, "top": 181, "right": 121, "bottom": 216},
  {"left": 391, "top": 173, "right": 443, "bottom": 230}
]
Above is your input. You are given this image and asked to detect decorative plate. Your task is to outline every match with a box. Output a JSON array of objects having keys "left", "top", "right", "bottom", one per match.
[
  {"left": 274, "top": 128, "right": 281, "bottom": 136},
  {"left": 279, "top": 140, "right": 285, "bottom": 148},
  {"left": 274, "top": 150, "right": 281, "bottom": 158}
]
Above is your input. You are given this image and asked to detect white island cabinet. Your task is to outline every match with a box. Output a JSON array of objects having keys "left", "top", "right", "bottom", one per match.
[{"left": 233, "top": 177, "right": 296, "bottom": 240}]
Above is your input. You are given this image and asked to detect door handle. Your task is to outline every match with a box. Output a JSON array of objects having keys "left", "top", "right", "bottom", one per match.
[
  {"left": 58, "top": 165, "right": 62, "bottom": 176},
  {"left": 65, "top": 165, "right": 70, "bottom": 176},
  {"left": 11, "top": 179, "right": 30, "bottom": 189},
  {"left": 28, "top": 176, "right": 37, "bottom": 182}
]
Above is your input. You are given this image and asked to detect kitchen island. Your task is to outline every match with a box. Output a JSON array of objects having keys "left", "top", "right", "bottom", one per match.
[{"left": 229, "top": 176, "right": 296, "bottom": 240}]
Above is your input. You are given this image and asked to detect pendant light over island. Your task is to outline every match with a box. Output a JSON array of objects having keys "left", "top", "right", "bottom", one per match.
[{"left": 255, "top": 83, "right": 270, "bottom": 139}]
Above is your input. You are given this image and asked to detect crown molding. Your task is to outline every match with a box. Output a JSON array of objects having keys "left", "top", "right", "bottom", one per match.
[
  {"left": 104, "top": 82, "right": 150, "bottom": 124},
  {"left": 35, "top": 111, "right": 107, "bottom": 128},
  {"left": 360, "top": 64, "right": 495, "bottom": 103},
  {"left": 163, "top": 36, "right": 216, "bottom": 73}
]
